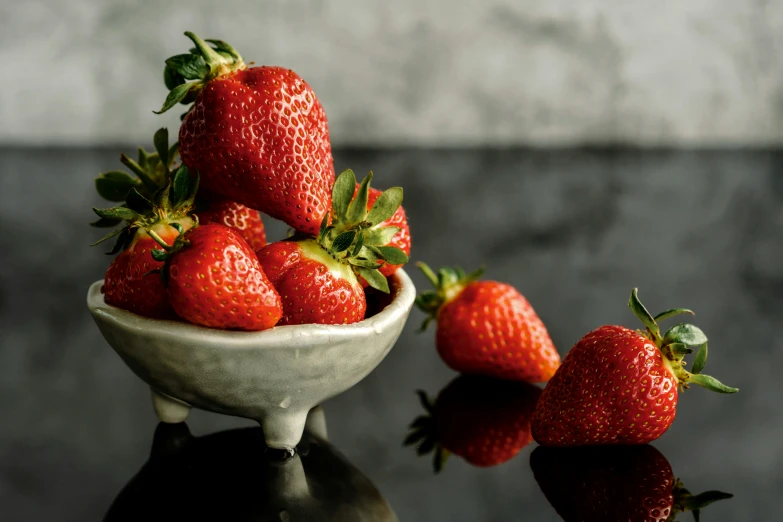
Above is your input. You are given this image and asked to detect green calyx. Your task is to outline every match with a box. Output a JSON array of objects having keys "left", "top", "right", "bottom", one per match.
[
  {"left": 403, "top": 390, "right": 450, "bottom": 473},
  {"left": 414, "top": 262, "right": 485, "bottom": 331},
  {"left": 92, "top": 127, "right": 180, "bottom": 211},
  {"left": 628, "top": 289, "right": 738, "bottom": 394},
  {"left": 317, "top": 169, "right": 409, "bottom": 294},
  {"left": 91, "top": 163, "right": 199, "bottom": 255},
  {"left": 667, "top": 478, "right": 733, "bottom": 522},
  {"left": 156, "top": 31, "right": 247, "bottom": 116}
]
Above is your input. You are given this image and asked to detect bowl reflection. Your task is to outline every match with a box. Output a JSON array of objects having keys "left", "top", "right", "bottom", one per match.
[{"left": 104, "top": 408, "right": 397, "bottom": 522}]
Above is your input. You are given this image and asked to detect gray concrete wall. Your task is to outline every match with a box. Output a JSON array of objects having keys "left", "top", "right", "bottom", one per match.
[{"left": 2, "top": 0, "right": 783, "bottom": 146}]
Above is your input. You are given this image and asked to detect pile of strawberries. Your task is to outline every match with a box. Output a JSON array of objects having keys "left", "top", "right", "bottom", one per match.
[
  {"left": 92, "top": 32, "right": 410, "bottom": 330},
  {"left": 91, "top": 34, "right": 738, "bottom": 507}
]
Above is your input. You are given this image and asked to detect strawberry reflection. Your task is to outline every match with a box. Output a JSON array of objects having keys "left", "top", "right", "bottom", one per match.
[
  {"left": 530, "top": 445, "right": 732, "bottom": 522},
  {"left": 405, "top": 375, "right": 541, "bottom": 471}
]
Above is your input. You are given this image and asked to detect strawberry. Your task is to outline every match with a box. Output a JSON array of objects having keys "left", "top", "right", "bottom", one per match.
[
  {"left": 531, "top": 445, "right": 733, "bottom": 522},
  {"left": 156, "top": 32, "right": 334, "bottom": 236},
  {"left": 195, "top": 199, "right": 266, "bottom": 251},
  {"left": 150, "top": 224, "right": 281, "bottom": 331},
  {"left": 93, "top": 165, "right": 198, "bottom": 319},
  {"left": 531, "top": 289, "right": 738, "bottom": 447},
  {"left": 361, "top": 186, "right": 411, "bottom": 281},
  {"left": 92, "top": 128, "right": 266, "bottom": 250},
  {"left": 257, "top": 169, "right": 409, "bottom": 325},
  {"left": 415, "top": 264, "right": 560, "bottom": 382},
  {"left": 405, "top": 375, "right": 541, "bottom": 471}
]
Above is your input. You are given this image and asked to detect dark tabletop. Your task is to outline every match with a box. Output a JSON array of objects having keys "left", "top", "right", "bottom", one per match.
[{"left": 1, "top": 147, "right": 781, "bottom": 521}]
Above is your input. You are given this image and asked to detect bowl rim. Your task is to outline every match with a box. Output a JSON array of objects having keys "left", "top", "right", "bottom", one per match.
[{"left": 87, "top": 268, "right": 416, "bottom": 349}]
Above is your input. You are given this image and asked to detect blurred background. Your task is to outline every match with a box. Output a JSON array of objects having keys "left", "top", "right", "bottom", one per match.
[
  {"left": 3, "top": 0, "right": 783, "bottom": 146},
  {"left": 2, "top": 2, "right": 783, "bottom": 521}
]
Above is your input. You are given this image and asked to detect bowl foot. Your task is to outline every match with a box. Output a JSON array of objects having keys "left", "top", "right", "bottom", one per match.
[
  {"left": 259, "top": 410, "right": 309, "bottom": 451},
  {"left": 151, "top": 389, "right": 191, "bottom": 424}
]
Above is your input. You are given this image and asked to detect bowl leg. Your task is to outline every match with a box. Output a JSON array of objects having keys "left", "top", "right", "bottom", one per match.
[
  {"left": 151, "top": 388, "right": 191, "bottom": 424},
  {"left": 259, "top": 410, "right": 308, "bottom": 450}
]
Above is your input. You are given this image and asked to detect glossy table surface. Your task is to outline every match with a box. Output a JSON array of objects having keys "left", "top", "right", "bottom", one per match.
[{"left": 1, "top": 147, "right": 781, "bottom": 521}]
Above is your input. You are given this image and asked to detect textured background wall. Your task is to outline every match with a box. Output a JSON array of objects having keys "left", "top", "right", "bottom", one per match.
[{"left": 2, "top": 0, "right": 783, "bottom": 146}]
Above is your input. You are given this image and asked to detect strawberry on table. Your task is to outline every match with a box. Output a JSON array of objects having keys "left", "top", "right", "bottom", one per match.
[
  {"left": 257, "top": 169, "right": 409, "bottom": 326},
  {"left": 93, "top": 165, "right": 198, "bottom": 320},
  {"left": 92, "top": 128, "right": 266, "bottom": 251},
  {"left": 532, "top": 289, "right": 738, "bottom": 447},
  {"left": 531, "top": 445, "right": 733, "bottom": 522},
  {"left": 150, "top": 224, "right": 281, "bottom": 331},
  {"left": 415, "top": 264, "right": 560, "bottom": 382},
  {"left": 405, "top": 375, "right": 541, "bottom": 472},
  {"left": 156, "top": 32, "right": 334, "bottom": 236}
]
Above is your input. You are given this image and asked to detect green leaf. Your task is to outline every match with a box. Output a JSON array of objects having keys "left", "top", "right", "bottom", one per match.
[
  {"left": 318, "top": 212, "right": 330, "bottom": 242},
  {"left": 654, "top": 308, "right": 695, "bottom": 322},
  {"left": 408, "top": 416, "right": 432, "bottom": 430},
  {"left": 155, "top": 82, "right": 199, "bottom": 115},
  {"left": 90, "top": 216, "right": 123, "bottom": 228},
  {"left": 120, "top": 153, "right": 159, "bottom": 194},
  {"left": 403, "top": 429, "right": 428, "bottom": 446},
  {"left": 95, "top": 171, "right": 141, "bottom": 202},
  {"left": 171, "top": 165, "right": 191, "bottom": 206},
  {"left": 417, "top": 262, "right": 439, "bottom": 287},
  {"left": 126, "top": 188, "right": 153, "bottom": 214},
  {"left": 663, "top": 324, "right": 708, "bottom": 347},
  {"left": 165, "top": 53, "right": 209, "bottom": 80},
  {"left": 682, "top": 490, "right": 734, "bottom": 511},
  {"left": 374, "top": 246, "right": 409, "bottom": 265},
  {"left": 153, "top": 128, "right": 169, "bottom": 166},
  {"left": 346, "top": 172, "right": 372, "bottom": 225},
  {"left": 204, "top": 38, "right": 243, "bottom": 62},
  {"left": 687, "top": 373, "right": 738, "bottom": 394},
  {"left": 90, "top": 226, "right": 126, "bottom": 246},
  {"left": 107, "top": 227, "right": 133, "bottom": 255},
  {"left": 356, "top": 266, "right": 389, "bottom": 293},
  {"left": 366, "top": 186, "right": 403, "bottom": 225},
  {"left": 331, "top": 169, "right": 356, "bottom": 218},
  {"left": 415, "top": 291, "right": 441, "bottom": 312},
  {"left": 151, "top": 249, "right": 169, "bottom": 262},
  {"left": 668, "top": 343, "right": 693, "bottom": 356},
  {"left": 163, "top": 64, "right": 185, "bottom": 90},
  {"left": 416, "top": 435, "right": 436, "bottom": 455},
  {"left": 363, "top": 226, "right": 400, "bottom": 246},
  {"left": 331, "top": 231, "right": 356, "bottom": 253},
  {"left": 348, "top": 258, "right": 382, "bottom": 269},
  {"left": 167, "top": 141, "right": 180, "bottom": 167},
  {"left": 93, "top": 206, "right": 139, "bottom": 221},
  {"left": 416, "top": 390, "right": 434, "bottom": 414},
  {"left": 438, "top": 267, "right": 459, "bottom": 288},
  {"left": 351, "top": 231, "right": 365, "bottom": 256},
  {"left": 691, "top": 343, "right": 708, "bottom": 374},
  {"left": 628, "top": 288, "right": 661, "bottom": 342}
]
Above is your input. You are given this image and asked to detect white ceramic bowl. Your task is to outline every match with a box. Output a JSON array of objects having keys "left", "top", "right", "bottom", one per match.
[{"left": 87, "top": 269, "right": 415, "bottom": 449}]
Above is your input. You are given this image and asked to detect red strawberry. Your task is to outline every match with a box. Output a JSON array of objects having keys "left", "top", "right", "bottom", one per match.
[
  {"left": 256, "top": 169, "right": 409, "bottom": 325},
  {"left": 94, "top": 166, "right": 198, "bottom": 319},
  {"left": 156, "top": 32, "right": 334, "bottom": 236},
  {"left": 151, "top": 224, "right": 281, "bottom": 331},
  {"left": 195, "top": 200, "right": 266, "bottom": 251},
  {"left": 416, "top": 264, "right": 560, "bottom": 382},
  {"left": 531, "top": 289, "right": 738, "bottom": 447},
  {"left": 405, "top": 375, "right": 541, "bottom": 471},
  {"left": 531, "top": 445, "right": 733, "bottom": 522}
]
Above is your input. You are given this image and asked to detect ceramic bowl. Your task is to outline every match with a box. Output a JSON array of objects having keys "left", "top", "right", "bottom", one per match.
[{"left": 87, "top": 269, "right": 415, "bottom": 449}]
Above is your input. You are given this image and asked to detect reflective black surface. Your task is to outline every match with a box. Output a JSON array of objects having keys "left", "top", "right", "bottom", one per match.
[{"left": 1, "top": 148, "right": 781, "bottom": 520}]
